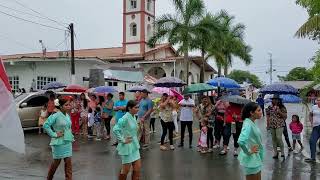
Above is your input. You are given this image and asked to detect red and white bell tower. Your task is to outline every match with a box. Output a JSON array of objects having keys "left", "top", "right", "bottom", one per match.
[{"left": 122, "top": 0, "right": 155, "bottom": 55}]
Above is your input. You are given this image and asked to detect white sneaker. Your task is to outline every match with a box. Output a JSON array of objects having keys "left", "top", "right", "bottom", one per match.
[
  {"left": 208, "top": 148, "right": 213, "bottom": 153},
  {"left": 213, "top": 145, "right": 220, "bottom": 149},
  {"left": 227, "top": 146, "right": 230, "bottom": 150},
  {"left": 95, "top": 138, "right": 101, "bottom": 141},
  {"left": 170, "top": 145, "right": 175, "bottom": 150}
]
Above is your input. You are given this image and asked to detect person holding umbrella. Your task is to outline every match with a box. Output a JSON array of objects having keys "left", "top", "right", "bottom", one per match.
[{"left": 266, "top": 94, "right": 288, "bottom": 159}]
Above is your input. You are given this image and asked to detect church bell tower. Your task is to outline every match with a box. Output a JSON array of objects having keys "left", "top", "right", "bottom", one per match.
[{"left": 122, "top": 0, "right": 155, "bottom": 55}]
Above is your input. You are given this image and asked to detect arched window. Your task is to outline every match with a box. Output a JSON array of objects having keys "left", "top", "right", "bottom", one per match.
[
  {"left": 147, "top": 0, "right": 151, "bottom": 11},
  {"left": 130, "top": 23, "right": 137, "bottom": 36},
  {"left": 131, "top": 0, "right": 137, "bottom": 9},
  {"left": 147, "top": 24, "right": 151, "bottom": 38}
]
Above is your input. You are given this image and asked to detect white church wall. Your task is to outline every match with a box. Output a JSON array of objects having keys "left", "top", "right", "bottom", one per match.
[
  {"left": 126, "top": 14, "right": 141, "bottom": 42},
  {"left": 126, "top": 44, "right": 140, "bottom": 54}
]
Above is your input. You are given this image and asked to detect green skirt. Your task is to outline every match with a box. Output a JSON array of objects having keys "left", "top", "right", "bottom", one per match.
[
  {"left": 51, "top": 142, "right": 72, "bottom": 159},
  {"left": 244, "top": 166, "right": 262, "bottom": 175},
  {"left": 121, "top": 150, "right": 140, "bottom": 164}
]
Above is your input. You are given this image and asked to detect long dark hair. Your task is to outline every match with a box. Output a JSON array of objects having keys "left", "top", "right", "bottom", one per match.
[
  {"left": 126, "top": 100, "right": 138, "bottom": 112},
  {"left": 292, "top": 114, "right": 300, "bottom": 123},
  {"left": 80, "top": 93, "right": 88, "bottom": 109},
  {"left": 241, "top": 102, "right": 260, "bottom": 120},
  {"left": 277, "top": 99, "right": 285, "bottom": 109},
  {"left": 56, "top": 98, "right": 69, "bottom": 110},
  {"left": 98, "top": 96, "right": 105, "bottom": 106}
]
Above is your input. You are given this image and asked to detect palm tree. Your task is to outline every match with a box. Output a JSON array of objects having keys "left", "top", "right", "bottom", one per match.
[
  {"left": 191, "top": 13, "right": 223, "bottom": 82},
  {"left": 205, "top": 11, "right": 252, "bottom": 76},
  {"left": 295, "top": 0, "right": 320, "bottom": 38},
  {"left": 148, "top": 0, "right": 206, "bottom": 84}
]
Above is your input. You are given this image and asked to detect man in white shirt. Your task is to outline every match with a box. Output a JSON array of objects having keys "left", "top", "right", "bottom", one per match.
[
  {"left": 178, "top": 94, "right": 195, "bottom": 148},
  {"left": 305, "top": 97, "right": 320, "bottom": 163}
]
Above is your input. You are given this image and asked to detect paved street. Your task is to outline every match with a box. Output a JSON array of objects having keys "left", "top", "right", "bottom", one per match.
[{"left": 0, "top": 104, "right": 320, "bottom": 180}]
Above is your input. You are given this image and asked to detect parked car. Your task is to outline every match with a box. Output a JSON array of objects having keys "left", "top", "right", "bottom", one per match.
[{"left": 15, "top": 91, "right": 86, "bottom": 129}]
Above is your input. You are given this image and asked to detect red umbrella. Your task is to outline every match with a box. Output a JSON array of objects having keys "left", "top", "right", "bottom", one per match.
[{"left": 64, "top": 84, "right": 88, "bottom": 93}]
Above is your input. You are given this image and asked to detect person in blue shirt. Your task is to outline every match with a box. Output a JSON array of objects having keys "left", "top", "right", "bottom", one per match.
[
  {"left": 114, "top": 92, "right": 129, "bottom": 122},
  {"left": 137, "top": 89, "right": 154, "bottom": 148},
  {"left": 112, "top": 92, "right": 128, "bottom": 146},
  {"left": 256, "top": 94, "right": 265, "bottom": 117}
]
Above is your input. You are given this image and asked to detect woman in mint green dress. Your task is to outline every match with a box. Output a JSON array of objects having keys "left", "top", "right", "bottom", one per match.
[
  {"left": 113, "top": 100, "right": 141, "bottom": 180},
  {"left": 238, "top": 102, "right": 264, "bottom": 180},
  {"left": 43, "top": 98, "right": 74, "bottom": 180}
]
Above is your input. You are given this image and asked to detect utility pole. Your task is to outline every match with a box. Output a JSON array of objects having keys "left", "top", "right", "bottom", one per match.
[
  {"left": 69, "top": 23, "right": 76, "bottom": 84},
  {"left": 266, "top": 53, "right": 276, "bottom": 84}
]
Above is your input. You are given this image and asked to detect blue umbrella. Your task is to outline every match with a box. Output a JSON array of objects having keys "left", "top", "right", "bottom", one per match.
[
  {"left": 260, "top": 83, "right": 298, "bottom": 95},
  {"left": 42, "top": 82, "right": 66, "bottom": 90},
  {"left": 93, "top": 86, "right": 118, "bottom": 94},
  {"left": 265, "top": 94, "right": 302, "bottom": 103},
  {"left": 207, "top": 77, "right": 241, "bottom": 89},
  {"left": 154, "top": 77, "right": 186, "bottom": 88}
]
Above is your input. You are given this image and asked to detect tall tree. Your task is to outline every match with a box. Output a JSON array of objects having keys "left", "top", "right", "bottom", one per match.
[
  {"left": 228, "top": 70, "right": 262, "bottom": 88},
  {"left": 148, "top": 0, "right": 206, "bottom": 84},
  {"left": 191, "top": 13, "right": 223, "bottom": 82},
  {"left": 277, "top": 67, "right": 313, "bottom": 81},
  {"left": 205, "top": 11, "right": 252, "bottom": 76}
]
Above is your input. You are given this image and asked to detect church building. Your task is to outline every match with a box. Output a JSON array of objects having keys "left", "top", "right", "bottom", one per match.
[{"left": 2, "top": 0, "right": 216, "bottom": 92}]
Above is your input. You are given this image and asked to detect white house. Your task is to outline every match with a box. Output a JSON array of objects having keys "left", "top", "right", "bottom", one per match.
[{"left": 1, "top": 0, "right": 216, "bottom": 92}]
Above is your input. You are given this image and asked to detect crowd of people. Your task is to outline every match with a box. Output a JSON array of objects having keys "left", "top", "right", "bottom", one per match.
[{"left": 38, "top": 90, "right": 320, "bottom": 180}]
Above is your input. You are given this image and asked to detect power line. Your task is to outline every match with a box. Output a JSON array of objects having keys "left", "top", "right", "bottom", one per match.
[
  {"left": 8, "top": 0, "right": 68, "bottom": 28},
  {"left": 0, "top": 3, "right": 67, "bottom": 28},
  {"left": 55, "top": 31, "right": 70, "bottom": 49},
  {"left": 0, "top": 9, "right": 66, "bottom": 31},
  {"left": 74, "top": 32, "right": 80, "bottom": 48}
]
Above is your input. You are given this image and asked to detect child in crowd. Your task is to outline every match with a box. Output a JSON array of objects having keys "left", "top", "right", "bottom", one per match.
[
  {"left": 289, "top": 115, "right": 304, "bottom": 152},
  {"left": 94, "top": 107, "right": 102, "bottom": 141},
  {"left": 38, "top": 104, "right": 48, "bottom": 134},
  {"left": 87, "top": 108, "right": 95, "bottom": 139},
  {"left": 198, "top": 119, "right": 208, "bottom": 154}
]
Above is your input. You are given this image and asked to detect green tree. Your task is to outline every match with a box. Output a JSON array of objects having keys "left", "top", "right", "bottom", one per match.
[
  {"left": 205, "top": 11, "right": 252, "bottom": 76},
  {"left": 277, "top": 67, "right": 313, "bottom": 81},
  {"left": 228, "top": 70, "right": 262, "bottom": 88},
  {"left": 148, "top": 0, "right": 206, "bottom": 84},
  {"left": 295, "top": 0, "right": 320, "bottom": 39},
  {"left": 191, "top": 13, "right": 224, "bottom": 82}
]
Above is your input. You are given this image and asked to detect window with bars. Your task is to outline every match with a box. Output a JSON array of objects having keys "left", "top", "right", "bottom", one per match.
[
  {"left": 130, "top": 23, "right": 137, "bottom": 36},
  {"left": 131, "top": 0, "right": 137, "bottom": 9},
  {"left": 108, "top": 81, "right": 118, "bottom": 87},
  {"left": 147, "top": 0, "right": 151, "bottom": 11},
  {"left": 36, "top": 76, "right": 57, "bottom": 90},
  {"left": 8, "top": 76, "right": 19, "bottom": 92}
]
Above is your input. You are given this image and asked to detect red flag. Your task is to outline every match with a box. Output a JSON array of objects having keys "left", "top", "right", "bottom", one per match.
[
  {"left": 0, "top": 58, "right": 12, "bottom": 92},
  {"left": 0, "top": 57, "right": 25, "bottom": 154}
]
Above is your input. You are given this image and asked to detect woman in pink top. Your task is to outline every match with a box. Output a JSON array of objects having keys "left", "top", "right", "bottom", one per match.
[{"left": 289, "top": 115, "right": 304, "bottom": 152}]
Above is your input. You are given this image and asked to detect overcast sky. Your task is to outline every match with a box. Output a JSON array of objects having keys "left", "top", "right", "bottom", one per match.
[{"left": 0, "top": 0, "right": 318, "bottom": 84}]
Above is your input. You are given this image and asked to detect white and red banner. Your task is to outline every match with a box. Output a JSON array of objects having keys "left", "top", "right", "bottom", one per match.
[{"left": 0, "top": 58, "right": 25, "bottom": 154}]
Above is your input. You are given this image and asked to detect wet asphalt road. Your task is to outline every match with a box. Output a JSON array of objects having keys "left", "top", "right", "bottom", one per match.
[{"left": 0, "top": 104, "right": 320, "bottom": 180}]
